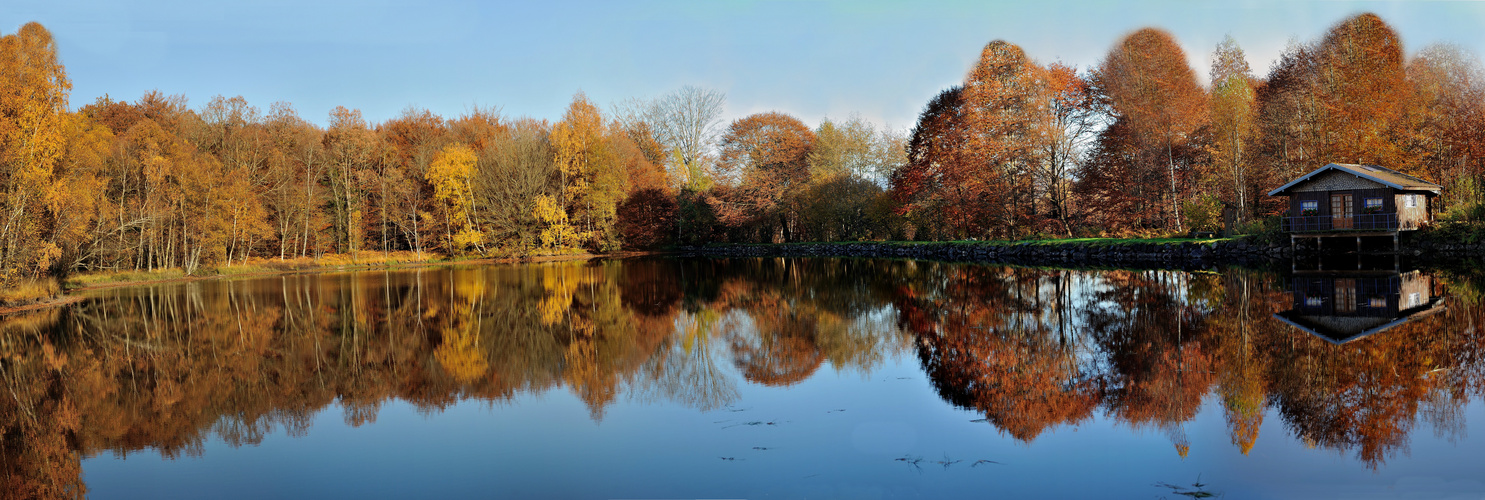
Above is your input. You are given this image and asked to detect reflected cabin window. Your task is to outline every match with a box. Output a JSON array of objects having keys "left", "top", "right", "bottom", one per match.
[
  {"left": 1409, "top": 292, "right": 1422, "bottom": 307},
  {"left": 1335, "top": 279, "right": 1357, "bottom": 314},
  {"left": 1368, "top": 296, "right": 1387, "bottom": 308},
  {"left": 1305, "top": 295, "right": 1323, "bottom": 307}
]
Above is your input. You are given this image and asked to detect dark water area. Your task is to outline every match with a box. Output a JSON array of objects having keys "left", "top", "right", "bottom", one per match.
[{"left": 5, "top": 257, "right": 1485, "bottom": 498}]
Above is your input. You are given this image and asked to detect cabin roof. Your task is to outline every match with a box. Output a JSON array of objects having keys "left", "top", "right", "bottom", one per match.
[{"left": 1267, "top": 163, "right": 1443, "bottom": 196}]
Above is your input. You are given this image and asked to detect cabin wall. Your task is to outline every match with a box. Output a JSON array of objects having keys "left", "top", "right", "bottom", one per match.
[
  {"left": 1288, "top": 172, "right": 1389, "bottom": 218},
  {"left": 1291, "top": 191, "right": 1329, "bottom": 216},
  {"left": 1288, "top": 188, "right": 1395, "bottom": 230},
  {"left": 1352, "top": 188, "right": 1393, "bottom": 215},
  {"left": 1279, "top": 168, "right": 1439, "bottom": 231},
  {"left": 1395, "top": 192, "right": 1429, "bottom": 229}
]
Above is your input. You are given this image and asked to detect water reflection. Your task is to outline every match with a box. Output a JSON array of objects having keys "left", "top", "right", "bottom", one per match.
[
  {"left": 3, "top": 257, "right": 1485, "bottom": 496},
  {"left": 1275, "top": 269, "right": 1447, "bottom": 344}
]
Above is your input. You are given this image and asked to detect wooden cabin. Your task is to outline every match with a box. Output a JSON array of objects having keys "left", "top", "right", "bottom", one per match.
[
  {"left": 1273, "top": 270, "right": 1445, "bottom": 344},
  {"left": 1268, "top": 163, "right": 1441, "bottom": 233}
]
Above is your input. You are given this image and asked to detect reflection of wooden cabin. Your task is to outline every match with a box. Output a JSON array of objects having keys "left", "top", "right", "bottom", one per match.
[
  {"left": 1274, "top": 270, "right": 1445, "bottom": 344},
  {"left": 1268, "top": 163, "right": 1442, "bottom": 251}
]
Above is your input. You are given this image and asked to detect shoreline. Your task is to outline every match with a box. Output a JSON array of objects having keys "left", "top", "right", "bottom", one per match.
[
  {"left": 682, "top": 236, "right": 1483, "bottom": 270},
  {"left": 5, "top": 235, "right": 1479, "bottom": 316},
  {"left": 0, "top": 250, "right": 651, "bottom": 317},
  {"left": 683, "top": 238, "right": 1289, "bottom": 270}
]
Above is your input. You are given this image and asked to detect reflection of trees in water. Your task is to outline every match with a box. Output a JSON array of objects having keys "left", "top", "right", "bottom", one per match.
[
  {"left": 4, "top": 259, "right": 1485, "bottom": 492},
  {"left": 0, "top": 308, "right": 85, "bottom": 498},
  {"left": 0, "top": 257, "right": 911, "bottom": 491},
  {"left": 630, "top": 309, "right": 739, "bottom": 412},
  {"left": 905, "top": 265, "right": 1102, "bottom": 442},
  {"left": 1264, "top": 326, "right": 1467, "bottom": 468},
  {"left": 904, "top": 263, "right": 1485, "bottom": 469},
  {"left": 436, "top": 268, "right": 489, "bottom": 384},
  {"left": 1210, "top": 272, "right": 1269, "bottom": 455},
  {"left": 724, "top": 290, "right": 828, "bottom": 387},
  {"left": 1085, "top": 270, "right": 1216, "bottom": 457}
]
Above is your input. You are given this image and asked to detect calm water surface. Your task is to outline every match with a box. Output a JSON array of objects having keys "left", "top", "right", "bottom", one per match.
[{"left": 6, "top": 257, "right": 1485, "bottom": 499}]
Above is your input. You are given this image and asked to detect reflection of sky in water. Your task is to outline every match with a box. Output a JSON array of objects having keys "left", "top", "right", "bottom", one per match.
[{"left": 82, "top": 355, "right": 1485, "bottom": 499}]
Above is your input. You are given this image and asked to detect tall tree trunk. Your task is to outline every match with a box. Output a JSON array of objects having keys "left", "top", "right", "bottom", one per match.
[{"left": 1168, "top": 140, "right": 1182, "bottom": 232}]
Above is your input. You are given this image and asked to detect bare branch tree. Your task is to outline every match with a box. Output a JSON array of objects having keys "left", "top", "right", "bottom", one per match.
[{"left": 632, "top": 86, "right": 726, "bottom": 188}]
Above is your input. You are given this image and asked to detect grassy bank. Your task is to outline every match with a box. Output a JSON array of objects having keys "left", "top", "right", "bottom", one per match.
[
  {"left": 64, "top": 250, "right": 440, "bottom": 290},
  {"left": 1417, "top": 220, "right": 1485, "bottom": 245},
  {"left": 0, "top": 278, "right": 62, "bottom": 308},
  {"left": 0, "top": 248, "right": 618, "bottom": 316}
]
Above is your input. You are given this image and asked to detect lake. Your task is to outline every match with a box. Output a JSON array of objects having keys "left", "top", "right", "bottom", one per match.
[{"left": 5, "top": 257, "right": 1485, "bottom": 499}]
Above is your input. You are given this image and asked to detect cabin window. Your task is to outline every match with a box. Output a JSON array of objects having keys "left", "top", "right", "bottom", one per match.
[
  {"left": 1364, "top": 197, "right": 1384, "bottom": 214},
  {"left": 1300, "top": 200, "right": 1318, "bottom": 216},
  {"left": 1404, "top": 195, "right": 1418, "bottom": 208}
]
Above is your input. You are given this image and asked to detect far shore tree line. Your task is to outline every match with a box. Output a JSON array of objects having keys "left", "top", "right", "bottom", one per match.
[{"left": 1, "top": 12, "right": 1482, "bottom": 283}]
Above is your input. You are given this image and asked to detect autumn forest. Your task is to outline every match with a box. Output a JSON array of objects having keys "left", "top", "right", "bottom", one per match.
[{"left": 2, "top": 12, "right": 1484, "bottom": 285}]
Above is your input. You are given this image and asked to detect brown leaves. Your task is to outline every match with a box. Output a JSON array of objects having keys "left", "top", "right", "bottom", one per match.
[
  {"left": 895, "top": 86, "right": 966, "bottom": 224},
  {"left": 1315, "top": 13, "right": 1409, "bottom": 166},
  {"left": 715, "top": 112, "right": 816, "bottom": 240},
  {"left": 1091, "top": 28, "right": 1208, "bottom": 232},
  {"left": 1098, "top": 28, "right": 1207, "bottom": 142},
  {"left": 893, "top": 42, "right": 1097, "bottom": 239},
  {"left": 616, "top": 188, "right": 678, "bottom": 249},
  {"left": 1404, "top": 44, "right": 1485, "bottom": 196}
]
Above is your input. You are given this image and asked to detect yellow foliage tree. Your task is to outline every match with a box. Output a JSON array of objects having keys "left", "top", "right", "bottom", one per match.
[
  {"left": 552, "top": 93, "right": 628, "bottom": 250},
  {"left": 0, "top": 23, "right": 71, "bottom": 279},
  {"left": 533, "top": 194, "right": 579, "bottom": 250},
  {"left": 50, "top": 112, "right": 111, "bottom": 271},
  {"left": 1207, "top": 36, "right": 1259, "bottom": 223},
  {"left": 427, "top": 143, "right": 484, "bottom": 253}
]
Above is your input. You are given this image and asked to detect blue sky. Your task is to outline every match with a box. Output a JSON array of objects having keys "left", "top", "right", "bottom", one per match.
[{"left": 7, "top": 1, "right": 1484, "bottom": 131}]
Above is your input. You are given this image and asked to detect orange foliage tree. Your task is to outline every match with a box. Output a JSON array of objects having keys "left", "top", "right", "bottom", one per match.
[
  {"left": 893, "top": 87, "right": 967, "bottom": 240},
  {"left": 715, "top": 112, "right": 816, "bottom": 242},
  {"left": 1090, "top": 28, "right": 1207, "bottom": 232},
  {"left": 961, "top": 40, "right": 1049, "bottom": 238},
  {"left": 1312, "top": 14, "right": 1409, "bottom": 167}
]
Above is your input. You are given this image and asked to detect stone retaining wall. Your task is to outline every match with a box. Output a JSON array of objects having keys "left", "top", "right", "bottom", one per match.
[{"left": 683, "top": 239, "right": 1291, "bottom": 270}]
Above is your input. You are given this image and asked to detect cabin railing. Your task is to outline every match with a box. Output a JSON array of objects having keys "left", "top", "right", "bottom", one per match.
[{"left": 1283, "top": 213, "right": 1408, "bottom": 232}]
